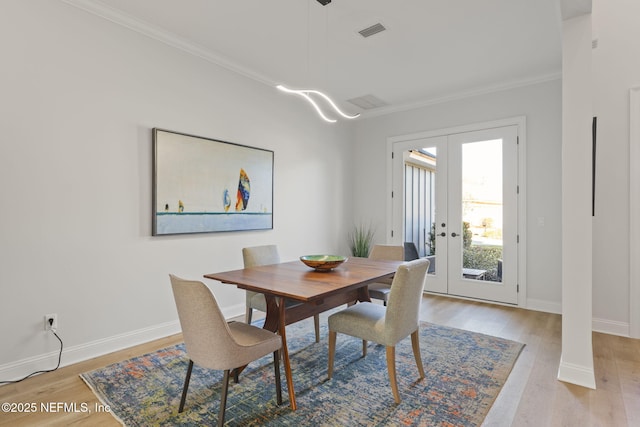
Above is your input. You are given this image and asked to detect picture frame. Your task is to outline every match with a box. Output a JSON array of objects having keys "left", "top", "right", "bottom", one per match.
[{"left": 152, "top": 128, "right": 274, "bottom": 235}]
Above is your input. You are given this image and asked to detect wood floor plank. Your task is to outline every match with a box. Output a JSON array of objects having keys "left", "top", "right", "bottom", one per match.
[
  {"left": 588, "top": 388, "right": 629, "bottom": 427},
  {"left": 0, "top": 295, "right": 638, "bottom": 426}
]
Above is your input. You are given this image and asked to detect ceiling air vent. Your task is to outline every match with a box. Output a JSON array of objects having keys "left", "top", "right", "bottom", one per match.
[
  {"left": 347, "top": 94, "right": 389, "bottom": 110},
  {"left": 358, "top": 23, "right": 386, "bottom": 38}
]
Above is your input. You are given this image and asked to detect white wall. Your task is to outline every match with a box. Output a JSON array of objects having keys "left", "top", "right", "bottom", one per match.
[
  {"left": 351, "top": 0, "right": 640, "bottom": 336},
  {"left": 591, "top": 0, "right": 640, "bottom": 333},
  {"left": 353, "top": 80, "right": 563, "bottom": 311},
  {"left": 0, "top": 0, "right": 353, "bottom": 378},
  {"left": 3, "top": 0, "right": 637, "bottom": 382}
]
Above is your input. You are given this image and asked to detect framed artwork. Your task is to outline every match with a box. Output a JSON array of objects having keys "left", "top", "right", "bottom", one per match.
[{"left": 152, "top": 128, "right": 274, "bottom": 235}]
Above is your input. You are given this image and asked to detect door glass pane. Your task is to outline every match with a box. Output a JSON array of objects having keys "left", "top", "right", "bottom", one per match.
[
  {"left": 461, "top": 139, "right": 503, "bottom": 283},
  {"left": 404, "top": 147, "right": 437, "bottom": 273}
]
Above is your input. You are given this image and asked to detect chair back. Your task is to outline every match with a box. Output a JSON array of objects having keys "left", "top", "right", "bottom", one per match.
[
  {"left": 242, "top": 245, "right": 280, "bottom": 311},
  {"left": 384, "top": 259, "right": 430, "bottom": 343},
  {"left": 170, "top": 275, "right": 240, "bottom": 371},
  {"left": 403, "top": 242, "right": 420, "bottom": 261},
  {"left": 369, "top": 244, "right": 404, "bottom": 261},
  {"left": 243, "top": 245, "right": 280, "bottom": 267}
]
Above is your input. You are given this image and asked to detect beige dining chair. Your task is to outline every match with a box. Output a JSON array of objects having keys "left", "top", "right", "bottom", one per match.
[
  {"left": 367, "top": 244, "right": 405, "bottom": 306},
  {"left": 169, "top": 275, "right": 283, "bottom": 427},
  {"left": 327, "top": 258, "right": 430, "bottom": 404},
  {"left": 243, "top": 245, "right": 320, "bottom": 343}
]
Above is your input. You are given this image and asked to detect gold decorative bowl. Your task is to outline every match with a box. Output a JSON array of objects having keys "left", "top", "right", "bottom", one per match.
[{"left": 300, "top": 255, "right": 347, "bottom": 271}]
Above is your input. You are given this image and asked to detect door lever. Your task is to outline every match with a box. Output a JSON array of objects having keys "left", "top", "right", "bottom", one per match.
[{"left": 451, "top": 232, "right": 458, "bottom": 237}]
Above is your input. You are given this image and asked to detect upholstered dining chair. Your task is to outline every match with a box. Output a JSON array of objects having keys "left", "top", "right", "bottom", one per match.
[
  {"left": 405, "top": 241, "right": 436, "bottom": 274},
  {"left": 403, "top": 241, "right": 420, "bottom": 261},
  {"left": 243, "top": 245, "right": 320, "bottom": 343},
  {"left": 367, "top": 244, "right": 405, "bottom": 306},
  {"left": 169, "top": 275, "right": 283, "bottom": 427},
  {"left": 327, "top": 258, "right": 430, "bottom": 404}
]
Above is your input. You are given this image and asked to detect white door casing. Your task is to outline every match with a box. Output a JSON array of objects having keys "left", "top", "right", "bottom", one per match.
[{"left": 387, "top": 117, "right": 526, "bottom": 306}]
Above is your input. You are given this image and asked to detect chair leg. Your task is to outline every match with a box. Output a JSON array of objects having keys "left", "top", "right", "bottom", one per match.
[
  {"left": 217, "top": 370, "right": 230, "bottom": 427},
  {"left": 385, "top": 346, "right": 401, "bottom": 404},
  {"left": 246, "top": 307, "right": 253, "bottom": 324},
  {"left": 314, "top": 314, "right": 320, "bottom": 343},
  {"left": 178, "top": 359, "right": 194, "bottom": 413},
  {"left": 273, "top": 350, "right": 282, "bottom": 405},
  {"left": 411, "top": 330, "right": 425, "bottom": 378},
  {"left": 328, "top": 330, "right": 337, "bottom": 379},
  {"left": 362, "top": 340, "right": 367, "bottom": 357}
]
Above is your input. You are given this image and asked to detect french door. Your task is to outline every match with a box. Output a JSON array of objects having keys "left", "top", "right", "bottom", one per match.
[{"left": 391, "top": 124, "right": 520, "bottom": 304}]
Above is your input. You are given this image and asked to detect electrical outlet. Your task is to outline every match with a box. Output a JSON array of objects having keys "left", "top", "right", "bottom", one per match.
[{"left": 44, "top": 314, "right": 58, "bottom": 331}]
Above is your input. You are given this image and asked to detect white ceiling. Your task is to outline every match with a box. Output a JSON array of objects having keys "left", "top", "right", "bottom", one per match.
[{"left": 68, "top": 0, "right": 563, "bottom": 115}]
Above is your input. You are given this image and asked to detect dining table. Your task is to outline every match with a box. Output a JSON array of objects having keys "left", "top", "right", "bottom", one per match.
[{"left": 204, "top": 256, "right": 403, "bottom": 410}]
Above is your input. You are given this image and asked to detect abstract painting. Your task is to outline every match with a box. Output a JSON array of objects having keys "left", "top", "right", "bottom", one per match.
[{"left": 152, "top": 128, "right": 273, "bottom": 235}]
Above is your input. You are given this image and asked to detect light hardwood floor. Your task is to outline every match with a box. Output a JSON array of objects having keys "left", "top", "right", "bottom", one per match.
[{"left": 1, "top": 295, "right": 638, "bottom": 426}]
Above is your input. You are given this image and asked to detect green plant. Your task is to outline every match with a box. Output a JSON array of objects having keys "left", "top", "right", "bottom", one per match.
[
  {"left": 463, "top": 246, "right": 503, "bottom": 282},
  {"left": 463, "top": 246, "right": 502, "bottom": 269},
  {"left": 429, "top": 222, "right": 436, "bottom": 255},
  {"left": 348, "top": 223, "right": 375, "bottom": 257},
  {"left": 463, "top": 221, "right": 472, "bottom": 249}
]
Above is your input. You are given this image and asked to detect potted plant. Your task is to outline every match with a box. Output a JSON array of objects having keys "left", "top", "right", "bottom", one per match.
[{"left": 348, "top": 223, "right": 375, "bottom": 257}]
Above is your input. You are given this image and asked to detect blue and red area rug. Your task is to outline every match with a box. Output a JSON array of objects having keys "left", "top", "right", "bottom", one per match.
[{"left": 81, "top": 319, "right": 523, "bottom": 426}]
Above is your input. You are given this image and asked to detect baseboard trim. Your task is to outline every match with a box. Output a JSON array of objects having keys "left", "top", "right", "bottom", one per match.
[
  {"left": 64, "top": 320, "right": 183, "bottom": 367},
  {"left": 222, "top": 303, "right": 246, "bottom": 321},
  {"left": 0, "top": 320, "right": 181, "bottom": 382},
  {"left": 557, "top": 357, "right": 596, "bottom": 389},
  {"left": 592, "top": 317, "right": 630, "bottom": 337},
  {"left": 525, "top": 298, "right": 562, "bottom": 314},
  {"left": 1, "top": 303, "right": 248, "bottom": 382},
  {"left": 436, "top": 296, "right": 633, "bottom": 338},
  {"left": 432, "top": 294, "right": 634, "bottom": 337}
]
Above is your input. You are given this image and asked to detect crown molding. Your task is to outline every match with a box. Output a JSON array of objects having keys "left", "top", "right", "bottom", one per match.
[
  {"left": 358, "top": 71, "right": 562, "bottom": 120},
  {"left": 59, "top": 0, "right": 277, "bottom": 87},
  {"left": 59, "top": 0, "right": 561, "bottom": 121}
]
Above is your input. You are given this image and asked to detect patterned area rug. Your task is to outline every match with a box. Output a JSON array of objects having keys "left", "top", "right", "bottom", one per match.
[{"left": 81, "top": 319, "right": 523, "bottom": 426}]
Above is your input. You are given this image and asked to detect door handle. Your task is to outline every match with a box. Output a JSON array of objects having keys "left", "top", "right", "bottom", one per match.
[
  {"left": 439, "top": 232, "right": 446, "bottom": 237},
  {"left": 451, "top": 232, "right": 458, "bottom": 237}
]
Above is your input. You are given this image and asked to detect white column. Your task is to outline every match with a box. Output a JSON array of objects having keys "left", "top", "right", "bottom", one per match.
[{"left": 558, "top": 12, "right": 596, "bottom": 389}]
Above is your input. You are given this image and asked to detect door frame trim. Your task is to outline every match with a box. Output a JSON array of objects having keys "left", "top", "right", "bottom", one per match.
[{"left": 386, "top": 116, "right": 527, "bottom": 307}]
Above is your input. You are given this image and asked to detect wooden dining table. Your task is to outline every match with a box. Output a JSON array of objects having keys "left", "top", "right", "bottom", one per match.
[{"left": 204, "top": 256, "right": 403, "bottom": 410}]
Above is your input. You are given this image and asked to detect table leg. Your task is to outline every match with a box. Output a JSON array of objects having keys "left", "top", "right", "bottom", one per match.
[
  {"left": 277, "top": 296, "right": 297, "bottom": 410},
  {"left": 262, "top": 296, "right": 280, "bottom": 332},
  {"left": 357, "top": 285, "right": 372, "bottom": 303}
]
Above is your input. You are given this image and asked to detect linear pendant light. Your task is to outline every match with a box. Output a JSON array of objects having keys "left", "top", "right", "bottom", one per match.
[
  {"left": 276, "top": 85, "right": 360, "bottom": 123},
  {"left": 276, "top": 1, "right": 360, "bottom": 123}
]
